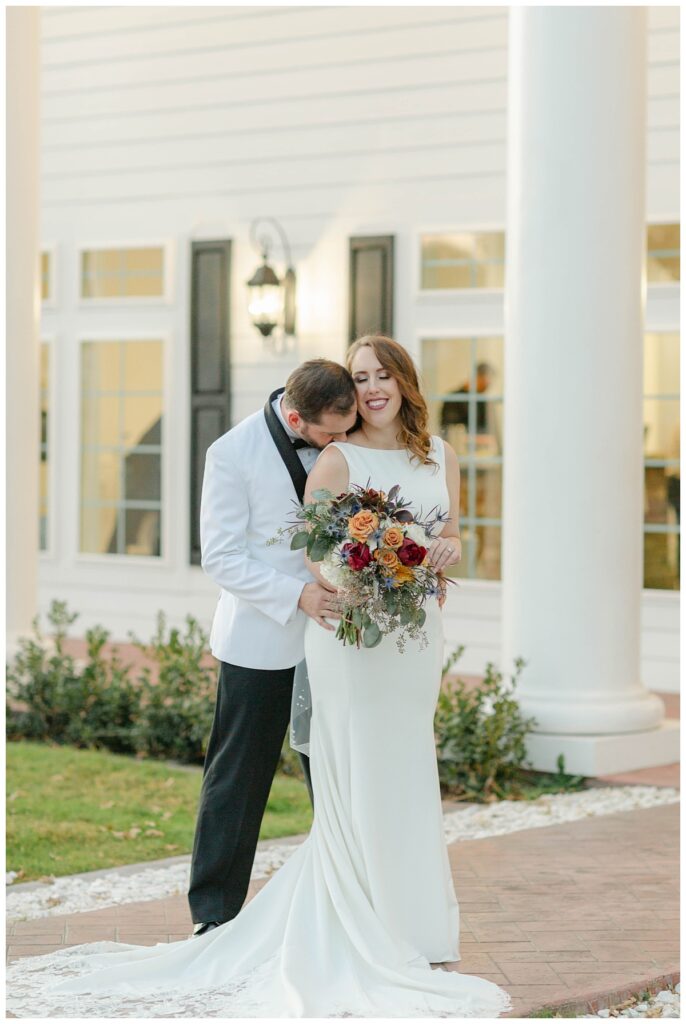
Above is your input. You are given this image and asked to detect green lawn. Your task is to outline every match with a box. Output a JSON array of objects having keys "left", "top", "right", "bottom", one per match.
[{"left": 7, "top": 741, "right": 313, "bottom": 882}]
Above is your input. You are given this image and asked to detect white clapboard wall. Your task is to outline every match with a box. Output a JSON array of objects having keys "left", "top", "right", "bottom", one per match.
[{"left": 38, "top": 6, "right": 680, "bottom": 691}]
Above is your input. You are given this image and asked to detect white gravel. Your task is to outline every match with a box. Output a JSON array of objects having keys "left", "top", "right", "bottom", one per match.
[
  {"left": 6, "top": 844, "right": 300, "bottom": 923},
  {"left": 580, "top": 985, "right": 680, "bottom": 1017},
  {"left": 6, "top": 785, "right": 679, "bottom": 923},
  {"left": 442, "top": 783, "right": 679, "bottom": 844}
]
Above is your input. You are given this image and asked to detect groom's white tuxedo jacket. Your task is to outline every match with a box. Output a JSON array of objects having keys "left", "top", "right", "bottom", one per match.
[{"left": 200, "top": 405, "right": 315, "bottom": 670}]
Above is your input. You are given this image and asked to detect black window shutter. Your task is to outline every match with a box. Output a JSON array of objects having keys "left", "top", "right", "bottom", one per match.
[
  {"left": 348, "top": 235, "right": 394, "bottom": 344},
  {"left": 190, "top": 240, "right": 231, "bottom": 565}
]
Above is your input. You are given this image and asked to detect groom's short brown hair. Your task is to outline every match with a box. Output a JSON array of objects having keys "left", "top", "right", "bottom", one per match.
[{"left": 283, "top": 360, "right": 356, "bottom": 424}]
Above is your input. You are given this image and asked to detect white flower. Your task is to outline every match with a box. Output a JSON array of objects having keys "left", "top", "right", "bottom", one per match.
[
  {"left": 405, "top": 522, "right": 431, "bottom": 546},
  {"left": 319, "top": 549, "right": 350, "bottom": 588}
]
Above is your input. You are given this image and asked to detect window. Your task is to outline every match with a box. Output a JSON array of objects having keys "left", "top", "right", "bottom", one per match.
[
  {"left": 644, "top": 331, "right": 680, "bottom": 590},
  {"left": 646, "top": 224, "right": 680, "bottom": 284},
  {"left": 420, "top": 232, "right": 505, "bottom": 290},
  {"left": 80, "top": 247, "right": 165, "bottom": 299},
  {"left": 80, "top": 340, "right": 163, "bottom": 557},
  {"left": 41, "top": 251, "right": 52, "bottom": 303},
  {"left": 422, "top": 335, "right": 504, "bottom": 580},
  {"left": 39, "top": 343, "right": 49, "bottom": 551}
]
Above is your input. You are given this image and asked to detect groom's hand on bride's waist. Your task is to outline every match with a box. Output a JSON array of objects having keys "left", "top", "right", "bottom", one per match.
[{"left": 298, "top": 582, "right": 339, "bottom": 631}]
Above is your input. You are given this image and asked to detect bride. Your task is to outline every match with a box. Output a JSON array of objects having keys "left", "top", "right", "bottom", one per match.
[{"left": 6, "top": 336, "right": 512, "bottom": 1018}]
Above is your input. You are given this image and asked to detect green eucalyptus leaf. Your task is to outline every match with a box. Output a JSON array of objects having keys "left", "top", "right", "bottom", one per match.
[
  {"left": 309, "top": 536, "right": 331, "bottom": 562},
  {"left": 362, "top": 623, "right": 382, "bottom": 648},
  {"left": 290, "top": 531, "right": 310, "bottom": 551},
  {"left": 312, "top": 488, "right": 334, "bottom": 501},
  {"left": 416, "top": 607, "right": 427, "bottom": 628}
]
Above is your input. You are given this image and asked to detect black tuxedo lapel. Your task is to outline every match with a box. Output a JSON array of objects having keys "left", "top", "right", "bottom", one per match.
[{"left": 264, "top": 388, "right": 308, "bottom": 504}]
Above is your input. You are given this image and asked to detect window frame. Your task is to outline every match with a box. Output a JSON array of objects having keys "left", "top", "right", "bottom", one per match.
[
  {"left": 642, "top": 322, "right": 680, "bottom": 594},
  {"left": 38, "top": 335, "right": 57, "bottom": 561},
  {"left": 74, "top": 330, "right": 172, "bottom": 567},
  {"left": 414, "top": 224, "right": 506, "bottom": 301},
  {"left": 416, "top": 325, "right": 505, "bottom": 588},
  {"left": 76, "top": 239, "right": 173, "bottom": 307}
]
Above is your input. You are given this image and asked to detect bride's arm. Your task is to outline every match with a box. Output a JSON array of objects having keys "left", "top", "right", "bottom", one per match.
[
  {"left": 303, "top": 445, "right": 350, "bottom": 588},
  {"left": 428, "top": 441, "right": 462, "bottom": 573}
]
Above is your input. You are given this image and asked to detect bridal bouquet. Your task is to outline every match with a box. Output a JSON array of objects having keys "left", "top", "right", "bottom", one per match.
[{"left": 284, "top": 483, "right": 453, "bottom": 651}]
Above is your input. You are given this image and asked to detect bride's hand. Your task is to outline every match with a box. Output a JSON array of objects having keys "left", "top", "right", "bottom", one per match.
[{"left": 428, "top": 536, "right": 461, "bottom": 572}]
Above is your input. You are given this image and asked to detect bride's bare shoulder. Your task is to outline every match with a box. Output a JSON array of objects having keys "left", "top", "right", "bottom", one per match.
[
  {"left": 306, "top": 443, "right": 350, "bottom": 501},
  {"left": 314, "top": 442, "right": 349, "bottom": 468}
]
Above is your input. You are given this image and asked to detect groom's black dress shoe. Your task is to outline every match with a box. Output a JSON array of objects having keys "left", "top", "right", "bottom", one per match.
[{"left": 193, "top": 921, "right": 222, "bottom": 937}]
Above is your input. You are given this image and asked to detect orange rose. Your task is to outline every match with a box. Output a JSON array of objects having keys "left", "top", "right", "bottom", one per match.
[
  {"left": 393, "top": 564, "right": 415, "bottom": 586},
  {"left": 382, "top": 526, "right": 404, "bottom": 549},
  {"left": 373, "top": 547, "right": 400, "bottom": 574},
  {"left": 348, "top": 510, "right": 379, "bottom": 542}
]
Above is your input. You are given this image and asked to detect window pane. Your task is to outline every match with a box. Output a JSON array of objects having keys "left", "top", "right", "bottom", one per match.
[
  {"left": 80, "top": 505, "right": 119, "bottom": 555},
  {"left": 643, "top": 399, "right": 679, "bottom": 458},
  {"left": 644, "top": 531, "right": 679, "bottom": 590},
  {"left": 81, "top": 450, "right": 121, "bottom": 503},
  {"left": 421, "top": 232, "right": 505, "bottom": 290},
  {"left": 644, "top": 465, "right": 679, "bottom": 526},
  {"left": 459, "top": 464, "right": 503, "bottom": 521},
  {"left": 82, "top": 341, "right": 121, "bottom": 392},
  {"left": 422, "top": 335, "right": 503, "bottom": 581},
  {"left": 642, "top": 328, "right": 680, "bottom": 591},
  {"left": 646, "top": 223, "right": 680, "bottom": 283},
  {"left": 123, "top": 452, "right": 161, "bottom": 502},
  {"left": 423, "top": 336, "right": 503, "bottom": 457},
  {"left": 125, "top": 509, "right": 161, "bottom": 557},
  {"left": 123, "top": 340, "right": 163, "bottom": 392},
  {"left": 644, "top": 332, "right": 679, "bottom": 395},
  {"left": 81, "top": 247, "right": 164, "bottom": 299},
  {"left": 41, "top": 252, "right": 51, "bottom": 302},
  {"left": 447, "top": 524, "right": 502, "bottom": 582},
  {"left": 80, "top": 340, "right": 163, "bottom": 556},
  {"left": 122, "top": 396, "right": 162, "bottom": 447}
]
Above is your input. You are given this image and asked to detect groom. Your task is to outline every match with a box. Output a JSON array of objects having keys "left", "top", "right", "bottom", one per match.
[{"left": 189, "top": 359, "right": 358, "bottom": 935}]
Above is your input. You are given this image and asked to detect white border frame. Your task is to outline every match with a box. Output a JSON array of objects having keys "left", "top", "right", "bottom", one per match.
[
  {"left": 76, "top": 238, "right": 174, "bottom": 307},
  {"left": 38, "top": 334, "right": 58, "bottom": 561},
  {"left": 73, "top": 330, "right": 173, "bottom": 568}
]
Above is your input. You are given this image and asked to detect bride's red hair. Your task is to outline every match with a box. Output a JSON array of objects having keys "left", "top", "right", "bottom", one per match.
[{"left": 346, "top": 335, "right": 435, "bottom": 466}]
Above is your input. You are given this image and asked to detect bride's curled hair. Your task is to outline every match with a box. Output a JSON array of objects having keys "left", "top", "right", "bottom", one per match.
[{"left": 346, "top": 335, "right": 435, "bottom": 466}]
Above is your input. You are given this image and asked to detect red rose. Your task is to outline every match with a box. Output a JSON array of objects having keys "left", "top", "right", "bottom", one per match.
[
  {"left": 396, "top": 538, "right": 427, "bottom": 567},
  {"left": 342, "top": 542, "right": 372, "bottom": 571}
]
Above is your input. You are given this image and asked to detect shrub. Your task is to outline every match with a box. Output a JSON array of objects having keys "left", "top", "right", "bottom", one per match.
[
  {"left": 434, "top": 646, "right": 537, "bottom": 800},
  {"left": 130, "top": 613, "right": 217, "bottom": 765},
  {"left": 6, "top": 602, "right": 138, "bottom": 753}
]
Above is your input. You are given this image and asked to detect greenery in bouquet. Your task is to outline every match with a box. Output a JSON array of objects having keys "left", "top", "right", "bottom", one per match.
[{"left": 282, "top": 483, "right": 455, "bottom": 651}]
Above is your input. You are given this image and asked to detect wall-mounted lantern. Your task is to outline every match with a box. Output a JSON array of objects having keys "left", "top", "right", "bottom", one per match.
[{"left": 246, "top": 218, "right": 296, "bottom": 339}]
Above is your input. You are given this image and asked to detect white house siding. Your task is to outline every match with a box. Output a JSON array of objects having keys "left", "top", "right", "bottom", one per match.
[{"left": 38, "top": 6, "right": 679, "bottom": 691}]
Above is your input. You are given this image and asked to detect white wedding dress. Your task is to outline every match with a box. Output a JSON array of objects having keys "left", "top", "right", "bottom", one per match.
[{"left": 6, "top": 438, "right": 512, "bottom": 1019}]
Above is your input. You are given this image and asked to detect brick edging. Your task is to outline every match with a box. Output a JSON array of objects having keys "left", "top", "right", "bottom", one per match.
[{"left": 516, "top": 967, "right": 680, "bottom": 1018}]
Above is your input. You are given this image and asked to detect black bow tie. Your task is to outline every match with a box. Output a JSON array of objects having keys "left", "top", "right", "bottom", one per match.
[{"left": 292, "top": 438, "right": 311, "bottom": 450}]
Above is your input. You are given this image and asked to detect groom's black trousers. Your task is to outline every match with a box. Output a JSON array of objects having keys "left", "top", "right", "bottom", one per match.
[{"left": 188, "top": 661, "right": 313, "bottom": 925}]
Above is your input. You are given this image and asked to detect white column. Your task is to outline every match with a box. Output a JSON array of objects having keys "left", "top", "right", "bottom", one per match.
[
  {"left": 6, "top": 8, "right": 40, "bottom": 653},
  {"left": 502, "top": 7, "right": 678, "bottom": 774}
]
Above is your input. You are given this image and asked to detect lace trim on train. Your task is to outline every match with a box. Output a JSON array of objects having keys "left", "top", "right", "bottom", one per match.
[{"left": 6, "top": 943, "right": 513, "bottom": 1019}]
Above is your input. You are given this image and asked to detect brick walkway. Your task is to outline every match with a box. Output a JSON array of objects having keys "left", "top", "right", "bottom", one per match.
[{"left": 7, "top": 802, "right": 679, "bottom": 1018}]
